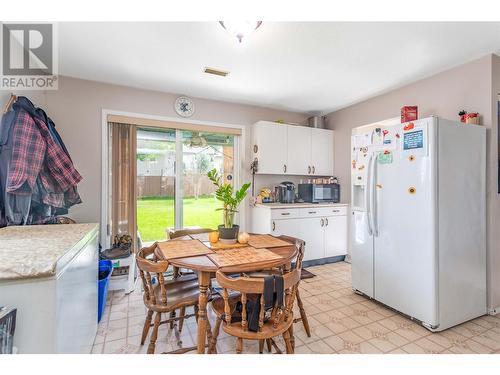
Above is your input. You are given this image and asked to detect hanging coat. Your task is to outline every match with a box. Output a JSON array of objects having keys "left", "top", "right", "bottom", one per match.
[{"left": 0, "top": 96, "right": 82, "bottom": 226}]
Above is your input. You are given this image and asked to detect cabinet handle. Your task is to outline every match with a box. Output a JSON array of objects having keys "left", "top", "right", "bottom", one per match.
[
  {"left": 312, "top": 166, "right": 315, "bottom": 174},
  {"left": 272, "top": 221, "right": 275, "bottom": 231},
  {"left": 283, "top": 164, "right": 287, "bottom": 173},
  {"left": 320, "top": 218, "right": 324, "bottom": 227},
  {"left": 308, "top": 211, "right": 317, "bottom": 214},
  {"left": 325, "top": 218, "right": 329, "bottom": 226},
  {"left": 308, "top": 166, "right": 311, "bottom": 174},
  {"left": 332, "top": 209, "right": 339, "bottom": 213},
  {"left": 281, "top": 212, "right": 291, "bottom": 216}
]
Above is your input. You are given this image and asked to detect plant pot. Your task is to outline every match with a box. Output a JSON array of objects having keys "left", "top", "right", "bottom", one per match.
[{"left": 218, "top": 224, "right": 239, "bottom": 244}]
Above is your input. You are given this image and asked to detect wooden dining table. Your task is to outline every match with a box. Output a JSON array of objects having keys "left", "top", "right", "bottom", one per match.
[{"left": 154, "top": 233, "right": 298, "bottom": 354}]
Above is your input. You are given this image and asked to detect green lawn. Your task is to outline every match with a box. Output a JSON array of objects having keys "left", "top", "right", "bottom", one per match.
[{"left": 137, "top": 196, "right": 221, "bottom": 241}]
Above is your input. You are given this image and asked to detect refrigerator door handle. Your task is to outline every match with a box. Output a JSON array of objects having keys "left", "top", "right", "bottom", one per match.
[
  {"left": 372, "top": 153, "right": 379, "bottom": 237},
  {"left": 365, "top": 154, "right": 373, "bottom": 236}
]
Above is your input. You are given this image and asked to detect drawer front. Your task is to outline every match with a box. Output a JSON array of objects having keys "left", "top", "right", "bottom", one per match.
[
  {"left": 298, "top": 208, "right": 325, "bottom": 218},
  {"left": 298, "top": 206, "right": 347, "bottom": 218},
  {"left": 271, "top": 209, "right": 300, "bottom": 220},
  {"left": 324, "top": 206, "right": 347, "bottom": 216}
]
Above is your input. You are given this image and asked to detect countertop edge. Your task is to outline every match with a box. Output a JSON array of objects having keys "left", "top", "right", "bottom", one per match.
[
  {"left": 54, "top": 223, "right": 99, "bottom": 278},
  {"left": 252, "top": 203, "right": 350, "bottom": 209}
]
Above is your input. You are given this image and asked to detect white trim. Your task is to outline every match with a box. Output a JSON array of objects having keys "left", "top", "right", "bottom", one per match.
[
  {"left": 100, "top": 110, "right": 110, "bottom": 248},
  {"left": 233, "top": 127, "right": 243, "bottom": 228},
  {"left": 174, "top": 129, "right": 183, "bottom": 229},
  {"left": 101, "top": 109, "right": 247, "bottom": 244},
  {"left": 104, "top": 109, "right": 246, "bottom": 133}
]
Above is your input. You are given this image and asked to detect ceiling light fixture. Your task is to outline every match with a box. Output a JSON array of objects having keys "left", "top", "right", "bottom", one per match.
[
  {"left": 219, "top": 21, "right": 262, "bottom": 43},
  {"left": 204, "top": 67, "right": 230, "bottom": 77}
]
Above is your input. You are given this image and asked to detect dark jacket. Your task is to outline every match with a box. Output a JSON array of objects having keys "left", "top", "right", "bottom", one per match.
[{"left": 0, "top": 96, "right": 82, "bottom": 226}]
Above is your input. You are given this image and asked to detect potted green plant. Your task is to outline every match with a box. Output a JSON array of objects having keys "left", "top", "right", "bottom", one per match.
[{"left": 207, "top": 168, "right": 251, "bottom": 243}]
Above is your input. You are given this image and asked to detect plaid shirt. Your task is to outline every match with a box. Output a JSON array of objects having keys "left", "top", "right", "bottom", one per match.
[{"left": 7, "top": 109, "right": 82, "bottom": 202}]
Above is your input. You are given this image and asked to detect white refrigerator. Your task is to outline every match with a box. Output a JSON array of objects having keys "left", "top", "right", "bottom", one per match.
[{"left": 350, "top": 116, "right": 487, "bottom": 331}]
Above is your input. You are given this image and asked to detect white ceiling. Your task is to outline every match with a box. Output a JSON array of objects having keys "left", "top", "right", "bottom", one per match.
[{"left": 58, "top": 22, "right": 500, "bottom": 114}]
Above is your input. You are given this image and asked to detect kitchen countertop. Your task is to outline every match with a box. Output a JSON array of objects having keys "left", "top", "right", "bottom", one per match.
[
  {"left": 0, "top": 223, "right": 99, "bottom": 281},
  {"left": 253, "top": 202, "right": 349, "bottom": 209}
]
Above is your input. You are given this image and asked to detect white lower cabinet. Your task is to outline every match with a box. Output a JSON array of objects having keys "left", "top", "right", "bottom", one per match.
[
  {"left": 252, "top": 204, "right": 348, "bottom": 262},
  {"left": 273, "top": 217, "right": 301, "bottom": 236},
  {"left": 324, "top": 215, "right": 348, "bottom": 257},
  {"left": 299, "top": 217, "right": 325, "bottom": 261}
]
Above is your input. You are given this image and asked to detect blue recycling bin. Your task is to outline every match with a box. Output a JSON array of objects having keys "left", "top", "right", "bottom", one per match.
[{"left": 98, "top": 260, "right": 113, "bottom": 322}]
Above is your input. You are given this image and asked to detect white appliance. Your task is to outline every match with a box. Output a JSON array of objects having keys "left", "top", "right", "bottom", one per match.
[{"left": 350, "top": 116, "right": 486, "bottom": 331}]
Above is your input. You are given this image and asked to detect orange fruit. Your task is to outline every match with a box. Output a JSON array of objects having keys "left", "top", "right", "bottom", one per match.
[{"left": 209, "top": 231, "right": 220, "bottom": 244}]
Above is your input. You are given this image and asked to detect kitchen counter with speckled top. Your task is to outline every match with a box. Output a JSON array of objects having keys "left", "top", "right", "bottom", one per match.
[{"left": 0, "top": 223, "right": 99, "bottom": 281}]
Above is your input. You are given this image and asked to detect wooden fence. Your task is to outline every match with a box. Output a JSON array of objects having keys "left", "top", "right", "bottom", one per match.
[{"left": 137, "top": 174, "right": 215, "bottom": 198}]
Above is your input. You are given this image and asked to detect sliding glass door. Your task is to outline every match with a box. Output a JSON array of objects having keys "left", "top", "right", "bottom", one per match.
[
  {"left": 136, "top": 127, "right": 176, "bottom": 243},
  {"left": 181, "top": 130, "right": 234, "bottom": 229},
  {"left": 131, "top": 127, "right": 236, "bottom": 244}
]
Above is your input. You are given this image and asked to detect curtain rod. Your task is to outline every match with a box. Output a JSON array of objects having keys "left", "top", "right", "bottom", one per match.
[{"left": 107, "top": 114, "right": 242, "bottom": 136}]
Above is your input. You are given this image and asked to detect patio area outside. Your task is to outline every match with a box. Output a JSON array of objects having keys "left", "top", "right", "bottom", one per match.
[{"left": 136, "top": 128, "right": 235, "bottom": 243}]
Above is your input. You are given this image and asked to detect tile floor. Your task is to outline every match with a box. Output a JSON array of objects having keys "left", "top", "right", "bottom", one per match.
[{"left": 92, "top": 262, "right": 500, "bottom": 354}]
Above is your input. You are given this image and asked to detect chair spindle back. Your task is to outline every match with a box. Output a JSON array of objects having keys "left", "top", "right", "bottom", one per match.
[
  {"left": 215, "top": 268, "right": 301, "bottom": 332},
  {"left": 277, "top": 235, "right": 305, "bottom": 271},
  {"left": 168, "top": 227, "right": 214, "bottom": 239},
  {"left": 136, "top": 242, "right": 170, "bottom": 306}
]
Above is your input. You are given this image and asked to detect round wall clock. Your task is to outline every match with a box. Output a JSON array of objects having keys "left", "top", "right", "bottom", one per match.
[{"left": 174, "top": 96, "right": 195, "bottom": 117}]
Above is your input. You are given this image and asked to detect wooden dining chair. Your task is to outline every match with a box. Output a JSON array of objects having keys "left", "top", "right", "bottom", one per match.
[
  {"left": 136, "top": 243, "right": 212, "bottom": 354},
  {"left": 276, "top": 235, "right": 311, "bottom": 338},
  {"left": 165, "top": 227, "right": 214, "bottom": 329},
  {"left": 208, "top": 268, "right": 301, "bottom": 354},
  {"left": 167, "top": 227, "right": 214, "bottom": 240},
  {"left": 242, "top": 235, "right": 311, "bottom": 341}
]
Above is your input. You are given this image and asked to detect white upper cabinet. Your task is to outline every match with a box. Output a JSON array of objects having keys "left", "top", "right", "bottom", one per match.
[
  {"left": 311, "top": 128, "right": 334, "bottom": 176},
  {"left": 252, "top": 121, "right": 334, "bottom": 176},
  {"left": 252, "top": 121, "right": 287, "bottom": 174},
  {"left": 287, "top": 125, "right": 312, "bottom": 175}
]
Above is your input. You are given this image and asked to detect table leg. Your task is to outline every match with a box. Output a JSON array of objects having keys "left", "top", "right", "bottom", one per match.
[{"left": 197, "top": 271, "right": 211, "bottom": 353}]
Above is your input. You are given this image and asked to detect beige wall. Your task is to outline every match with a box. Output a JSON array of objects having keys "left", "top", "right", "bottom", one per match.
[
  {"left": 326, "top": 54, "right": 500, "bottom": 311},
  {"left": 0, "top": 77, "right": 307, "bottom": 227}
]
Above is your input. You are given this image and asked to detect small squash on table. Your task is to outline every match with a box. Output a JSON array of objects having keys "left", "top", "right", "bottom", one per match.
[{"left": 238, "top": 232, "right": 250, "bottom": 244}]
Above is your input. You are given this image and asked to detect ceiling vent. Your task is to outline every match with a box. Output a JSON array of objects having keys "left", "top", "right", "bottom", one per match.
[{"left": 204, "top": 67, "right": 229, "bottom": 77}]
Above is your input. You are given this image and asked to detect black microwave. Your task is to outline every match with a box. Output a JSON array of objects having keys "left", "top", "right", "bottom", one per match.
[{"left": 298, "top": 183, "right": 340, "bottom": 203}]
